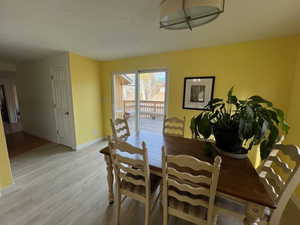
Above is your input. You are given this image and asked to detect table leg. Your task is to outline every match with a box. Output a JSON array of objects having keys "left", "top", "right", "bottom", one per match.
[
  {"left": 244, "top": 202, "right": 266, "bottom": 225},
  {"left": 104, "top": 155, "right": 114, "bottom": 204}
]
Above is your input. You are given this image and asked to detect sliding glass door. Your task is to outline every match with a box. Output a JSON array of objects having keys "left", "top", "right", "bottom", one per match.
[
  {"left": 113, "top": 70, "right": 167, "bottom": 134},
  {"left": 138, "top": 71, "right": 166, "bottom": 133},
  {"left": 113, "top": 73, "right": 137, "bottom": 132}
]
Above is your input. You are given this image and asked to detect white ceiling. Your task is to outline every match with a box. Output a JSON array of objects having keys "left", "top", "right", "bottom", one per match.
[{"left": 0, "top": 0, "right": 300, "bottom": 63}]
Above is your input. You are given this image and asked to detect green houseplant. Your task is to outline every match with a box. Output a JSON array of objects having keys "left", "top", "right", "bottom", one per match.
[{"left": 190, "top": 87, "right": 289, "bottom": 159}]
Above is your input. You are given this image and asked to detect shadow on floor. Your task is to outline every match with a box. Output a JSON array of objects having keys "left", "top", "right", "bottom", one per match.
[{"left": 6, "top": 131, "right": 51, "bottom": 158}]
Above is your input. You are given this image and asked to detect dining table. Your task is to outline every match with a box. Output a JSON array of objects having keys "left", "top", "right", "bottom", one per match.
[{"left": 99, "top": 130, "right": 276, "bottom": 225}]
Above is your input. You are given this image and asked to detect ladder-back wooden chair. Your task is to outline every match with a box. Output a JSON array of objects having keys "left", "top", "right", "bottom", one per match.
[
  {"left": 162, "top": 147, "right": 222, "bottom": 225},
  {"left": 110, "top": 118, "right": 130, "bottom": 141},
  {"left": 109, "top": 140, "right": 161, "bottom": 225},
  {"left": 258, "top": 144, "right": 300, "bottom": 225},
  {"left": 256, "top": 136, "right": 285, "bottom": 173},
  {"left": 163, "top": 116, "right": 185, "bottom": 137}
]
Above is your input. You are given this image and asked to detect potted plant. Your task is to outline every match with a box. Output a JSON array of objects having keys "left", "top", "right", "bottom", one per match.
[{"left": 190, "top": 87, "right": 289, "bottom": 159}]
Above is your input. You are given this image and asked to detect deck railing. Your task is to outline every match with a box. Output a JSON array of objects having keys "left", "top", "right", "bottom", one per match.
[{"left": 123, "top": 100, "right": 164, "bottom": 119}]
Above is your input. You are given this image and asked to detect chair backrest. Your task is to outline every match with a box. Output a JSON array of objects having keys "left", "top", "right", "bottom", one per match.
[
  {"left": 163, "top": 116, "right": 185, "bottom": 137},
  {"left": 162, "top": 147, "right": 222, "bottom": 225},
  {"left": 259, "top": 144, "right": 300, "bottom": 223},
  {"left": 110, "top": 118, "right": 130, "bottom": 141},
  {"left": 109, "top": 140, "right": 151, "bottom": 200}
]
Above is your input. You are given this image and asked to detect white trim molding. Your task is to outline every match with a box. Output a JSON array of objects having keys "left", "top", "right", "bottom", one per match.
[
  {"left": 292, "top": 194, "right": 300, "bottom": 210},
  {"left": 75, "top": 137, "right": 106, "bottom": 151}
]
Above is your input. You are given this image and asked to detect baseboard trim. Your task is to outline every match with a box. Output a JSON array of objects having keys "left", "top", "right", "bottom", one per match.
[
  {"left": 75, "top": 137, "right": 105, "bottom": 150},
  {"left": 292, "top": 194, "right": 300, "bottom": 210},
  {"left": 0, "top": 181, "right": 16, "bottom": 197}
]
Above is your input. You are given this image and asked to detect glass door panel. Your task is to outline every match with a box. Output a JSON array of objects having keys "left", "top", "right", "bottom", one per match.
[
  {"left": 113, "top": 73, "right": 137, "bottom": 132},
  {"left": 138, "top": 71, "right": 167, "bottom": 133}
]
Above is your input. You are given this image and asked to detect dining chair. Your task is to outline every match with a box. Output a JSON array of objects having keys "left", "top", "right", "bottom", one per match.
[
  {"left": 163, "top": 116, "right": 185, "bottom": 137},
  {"left": 162, "top": 146, "right": 222, "bottom": 225},
  {"left": 110, "top": 117, "right": 130, "bottom": 141},
  {"left": 109, "top": 140, "right": 161, "bottom": 225},
  {"left": 257, "top": 144, "right": 300, "bottom": 225},
  {"left": 256, "top": 135, "right": 285, "bottom": 173},
  {"left": 215, "top": 144, "right": 300, "bottom": 225}
]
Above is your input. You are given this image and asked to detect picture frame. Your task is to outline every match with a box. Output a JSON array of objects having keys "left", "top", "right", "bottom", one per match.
[{"left": 182, "top": 76, "right": 215, "bottom": 110}]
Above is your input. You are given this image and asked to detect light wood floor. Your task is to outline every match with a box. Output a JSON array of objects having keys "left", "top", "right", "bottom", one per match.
[{"left": 0, "top": 142, "right": 299, "bottom": 225}]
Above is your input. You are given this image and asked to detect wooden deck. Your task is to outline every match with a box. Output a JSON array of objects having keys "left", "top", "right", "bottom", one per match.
[{"left": 127, "top": 117, "right": 163, "bottom": 133}]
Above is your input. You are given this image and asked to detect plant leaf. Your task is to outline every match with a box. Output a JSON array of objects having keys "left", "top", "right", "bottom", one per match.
[
  {"left": 260, "top": 124, "right": 279, "bottom": 159},
  {"left": 228, "top": 95, "right": 238, "bottom": 105},
  {"left": 228, "top": 86, "right": 234, "bottom": 98},
  {"left": 239, "top": 118, "right": 254, "bottom": 140},
  {"left": 197, "top": 113, "right": 212, "bottom": 139},
  {"left": 253, "top": 120, "right": 268, "bottom": 145},
  {"left": 249, "top": 95, "right": 273, "bottom": 107},
  {"left": 260, "top": 140, "right": 272, "bottom": 160},
  {"left": 266, "top": 109, "right": 279, "bottom": 124},
  {"left": 281, "top": 121, "right": 290, "bottom": 135},
  {"left": 269, "top": 124, "right": 279, "bottom": 144},
  {"left": 273, "top": 108, "right": 284, "bottom": 122},
  {"left": 190, "top": 117, "right": 197, "bottom": 138},
  {"left": 208, "top": 98, "right": 223, "bottom": 105},
  {"left": 246, "top": 105, "right": 254, "bottom": 119},
  {"left": 206, "top": 98, "right": 224, "bottom": 111}
]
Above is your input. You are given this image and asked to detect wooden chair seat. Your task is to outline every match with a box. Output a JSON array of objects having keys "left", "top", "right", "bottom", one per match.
[
  {"left": 167, "top": 189, "right": 247, "bottom": 222},
  {"left": 214, "top": 197, "right": 246, "bottom": 220},
  {"left": 120, "top": 173, "right": 161, "bottom": 199},
  {"left": 168, "top": 196, "right": 208, "bottom": 223}
]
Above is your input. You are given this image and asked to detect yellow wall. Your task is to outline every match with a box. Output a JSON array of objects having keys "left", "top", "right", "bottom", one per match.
[
  {"left": 69, "top": 53, "right": 103, "bottom": 146},
  {"left": 286, "top": 40, "right": 300, "bottom": 197},
  {"left": 101, "top": 36, "right": 300, "bottom": 166},
  {"left": 0, "top": 115, "right": 13, "bottom": 189},
  {"left": 286, "top": 44, "right": 300, "bottom": 147}
]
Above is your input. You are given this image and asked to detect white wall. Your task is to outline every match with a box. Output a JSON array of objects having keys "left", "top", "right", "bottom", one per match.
[
  {"left": 0, "top": 71, "right": 19, "bottom": 123},
  {"left": 16, "top": 53, "right": 69, "bottom": 143}
]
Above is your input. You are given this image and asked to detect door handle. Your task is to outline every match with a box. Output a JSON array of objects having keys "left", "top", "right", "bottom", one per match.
[{"left": 65, "top": 112, "right": 69, "bottom": 115}]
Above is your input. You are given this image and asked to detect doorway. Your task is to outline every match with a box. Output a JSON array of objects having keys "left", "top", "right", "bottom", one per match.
[
  {"left": 0, "top": 85, "right": 10, "bottom": 123},
  {"left": 113, "top": 70, "right": 167, "bottom": 134}
]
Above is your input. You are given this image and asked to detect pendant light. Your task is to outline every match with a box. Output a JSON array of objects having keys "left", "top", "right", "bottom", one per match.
[{"left": 160, "top": 0, "right": 225, "bottom": 30}]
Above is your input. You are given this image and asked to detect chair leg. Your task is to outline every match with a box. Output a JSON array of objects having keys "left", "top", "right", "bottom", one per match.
[
  {"left": 213, "top": 214, "right": 218, "bottom": 225},
  {"left": 163, "top": 206, "right": 168, "bottom": 225},
  {"left": 116, "top": 193, "right": 121, "bottom": 225},
  {"left": 145, "top": 202, "right": 150, "bottom": 225},
  {"left": 160, "top": 181, "right": 163, "bottom": 206},
  {"left": 162, "top": 184, "right": 168, "bottom": 225}
]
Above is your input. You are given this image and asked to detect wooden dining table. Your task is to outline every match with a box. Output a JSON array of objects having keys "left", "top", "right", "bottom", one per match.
[{"left": 99, "top": 130, "right": 276, "bottom": 225}]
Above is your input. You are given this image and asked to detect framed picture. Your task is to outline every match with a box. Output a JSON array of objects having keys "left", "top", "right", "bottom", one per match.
[{"left": 182, "top": 76, "right": 215, "bottom": 110}]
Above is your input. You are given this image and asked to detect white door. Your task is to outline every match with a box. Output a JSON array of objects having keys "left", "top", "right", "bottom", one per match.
[{"left": 51, "top": 65, "right": 75, "bottom": 148}]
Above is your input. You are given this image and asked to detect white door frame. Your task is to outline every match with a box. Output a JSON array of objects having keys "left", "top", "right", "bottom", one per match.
[{"left": 111, "top": 69, "right": 169, "bottom": 133}]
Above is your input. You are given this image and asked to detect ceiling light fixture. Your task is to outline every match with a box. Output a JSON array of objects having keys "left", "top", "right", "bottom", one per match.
[{"left": 160, "top": 0, "right": 225, "bottom": 31}]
